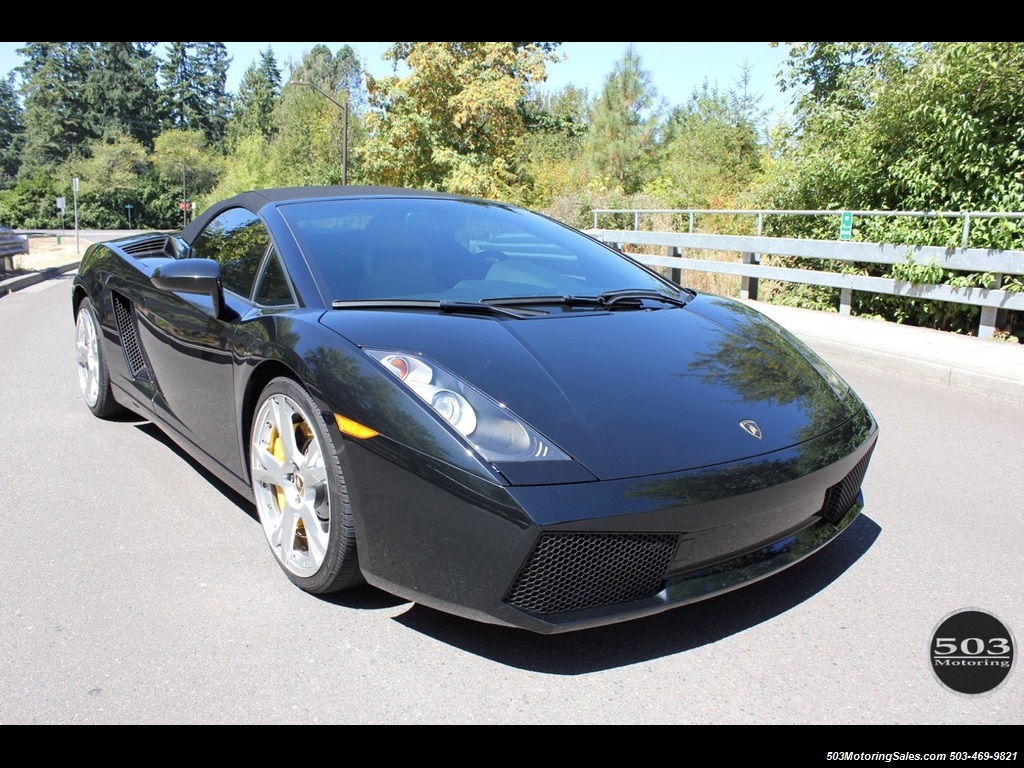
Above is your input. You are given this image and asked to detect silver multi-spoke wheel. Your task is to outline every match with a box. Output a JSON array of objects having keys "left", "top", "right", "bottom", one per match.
[
  {"left": 250, "top": 378, "right": 360, "bottom": 593},
  {"left": 74, "top": 298, "right": 121, "bottom": 418},
  {"left": 76, "top": 303, "right": 101, "bottom": 408}
]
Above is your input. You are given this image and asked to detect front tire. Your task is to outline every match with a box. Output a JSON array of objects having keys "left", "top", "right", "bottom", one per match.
[
  {"left": 75, "top": 297, "right": 122, "bottom": 418},
  {"left": 250, "top": 377, "right": 361, "bottom": 594}
]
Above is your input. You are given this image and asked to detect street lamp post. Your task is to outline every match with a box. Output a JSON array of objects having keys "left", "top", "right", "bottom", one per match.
[{"left": 289, "top": 80, "right": 349, "bottom": 185}]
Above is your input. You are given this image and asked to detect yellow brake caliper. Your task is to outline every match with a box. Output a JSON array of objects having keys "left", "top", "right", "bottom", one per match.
[
  {"left": 270, "top": 425, "right": 287, "bottom": 516},
  {"left": 270, "top": 418, "right": 316, "bottom": 553}
]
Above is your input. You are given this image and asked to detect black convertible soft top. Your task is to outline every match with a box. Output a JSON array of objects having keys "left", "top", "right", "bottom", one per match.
[{"left": 181, "top": 185, "right": 458, "bottom": 242}]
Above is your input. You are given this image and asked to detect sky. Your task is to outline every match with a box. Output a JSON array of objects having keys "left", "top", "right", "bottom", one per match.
[{"left": 0, "top": 42, "right": 793, "bottom": 119}]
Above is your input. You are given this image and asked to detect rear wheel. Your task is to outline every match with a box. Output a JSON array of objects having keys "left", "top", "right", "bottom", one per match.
[
  {"left": 75, "top": 297, "right": 122, "bottom": 418},
  {"left": 250, "top": 377, "right": 361, "bottom": 594}
]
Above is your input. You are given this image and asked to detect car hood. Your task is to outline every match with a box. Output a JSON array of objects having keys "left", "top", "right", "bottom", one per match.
[{"left": 319, "top": 294, "right": 860, "bottom": 481}]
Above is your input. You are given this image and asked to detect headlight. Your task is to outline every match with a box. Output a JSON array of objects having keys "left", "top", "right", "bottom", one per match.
[
  {"left": 430, "top": 390, "right": 476, "bottom": 435},
  {"left": 367, "top": 349, "right": 570, "bottom": 464}
]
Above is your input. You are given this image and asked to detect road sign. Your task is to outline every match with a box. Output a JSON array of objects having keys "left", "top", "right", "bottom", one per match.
[{"left": 840, "top": 211, "right": 854, "bottom": 241}]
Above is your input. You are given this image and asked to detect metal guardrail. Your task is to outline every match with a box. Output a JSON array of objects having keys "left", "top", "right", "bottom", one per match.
[
  {"left": 590, "top": 208, "right": 1024, "bottom": 249},
  {"left": 586, "top": 229, "right": 1024, "bottom": 340}
]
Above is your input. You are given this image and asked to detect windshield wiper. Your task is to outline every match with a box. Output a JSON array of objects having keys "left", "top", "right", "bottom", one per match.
[
  {"left": 599, "top": 288, "right": 695, "bottom": 308},
  {"left": 332, "top": 299, "right": 545, "bottom": 318},
  {"left": 483, "top": 289, "right": 694, "bottom": 311}
]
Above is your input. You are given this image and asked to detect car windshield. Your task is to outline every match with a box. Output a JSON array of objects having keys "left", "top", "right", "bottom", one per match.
[{"left": 277, "top": 197, "right": 680, "bottom": 305}]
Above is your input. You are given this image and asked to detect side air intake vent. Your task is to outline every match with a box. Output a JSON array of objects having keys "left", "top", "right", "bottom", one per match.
[{"left": 111, "top": 293, "right": 151, "bottom": 382}]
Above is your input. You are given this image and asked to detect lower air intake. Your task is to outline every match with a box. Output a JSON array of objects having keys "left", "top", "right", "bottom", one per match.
[{"left": 505, "top": 532, "right": 680, "bottom": 615}]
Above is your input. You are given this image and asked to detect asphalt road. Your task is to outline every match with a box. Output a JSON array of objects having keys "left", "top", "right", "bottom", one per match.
[{"left": 1, "top": 275, "right": 1021, "bottom": 725}]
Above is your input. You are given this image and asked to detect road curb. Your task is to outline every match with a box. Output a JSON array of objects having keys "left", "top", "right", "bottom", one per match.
[{"left": 0, "top": 263, "right": 80, "bottom": 297}]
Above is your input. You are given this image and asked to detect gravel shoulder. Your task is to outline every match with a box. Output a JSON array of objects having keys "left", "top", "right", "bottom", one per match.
[{"left": 10, "top": 234, "right": 88, "bottom": 271}]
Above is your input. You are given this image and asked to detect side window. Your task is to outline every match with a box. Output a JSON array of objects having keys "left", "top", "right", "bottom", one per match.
[
  {"left": 254, "top": 248, "right": 295, "bottom": 307},
  {"left": 191, "top": 207, "right": 270, "bottom": 300}
]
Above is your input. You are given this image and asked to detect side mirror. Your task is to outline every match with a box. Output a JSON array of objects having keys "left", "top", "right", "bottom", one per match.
[{"left": 152, "top": 258, "right": 224, "bottom": 318}]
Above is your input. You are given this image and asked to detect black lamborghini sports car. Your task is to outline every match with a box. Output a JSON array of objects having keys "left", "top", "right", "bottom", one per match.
[{"left": 72, "top": 186, "right": 877, "bottom": 634}]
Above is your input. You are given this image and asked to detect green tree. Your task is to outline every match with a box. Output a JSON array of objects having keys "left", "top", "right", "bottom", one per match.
[
  {"left": 755, "top": 42, "right": 1024, "bottom": 336},
  {"left": 650, "top": 73, "right": 764, "bottom": 211},
  {"left": 520, "top": 84, "right": 590, "bottom": 212},
  {"left": 360, "top": 42, "right": 560, "bottom": 201},
  {"left": 583, "top": 45, "right": 661, "bottom": 195},
  {"left": 263, "top": 46, "right": 367, "bottom": 188},
  {"left": 64, "top": 135, "right": 154, "bottom": 228},
  {"left": 226, "top": 47, "right": 282, "bottom": 148},
  {"left": 289, "top": 44, "right": 366, "bottom": 112},
  {"left": 79, "top": 135, "right": 150, "bottom": 190},
  {"left": 772, "top": 42, "right": 912, "bottom": 120},
  {"left": 209, "top": 134, "right": 279, "bottom": 201},
  {"left": 160, "top": 42, "right": 231, "bottom": 145},
  {"left": 85, "top": 43, "right": 162, "bottom": 146},
  {"left": 15, "top": 42, "right": 93, "bottom": 173},
  {"left": 151, "top": 129, "right": 223, "bottom": 224},
  {"left": 758, "top": 42, "right": 1024, "bottom": 239},
  {"left": 197, "top": 42, "right": 232, "bottom": 145},
  {"left": 0, "top": 75, "right": 24, "bottom": 186},
  {"left": 0, "top": 172, "right": 61, "bottom": 228},
  {"left": 269, "top": 86, "right": 350, "bottom": 187},
  {"left": 868, "top": 42, "right": 1024, "bottom": 221}
]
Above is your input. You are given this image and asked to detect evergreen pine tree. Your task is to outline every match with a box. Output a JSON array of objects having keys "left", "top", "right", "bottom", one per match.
[
  {"left": 584, "top": 45, "right": 661, "bottom": 195},
  {"left": 226, "top": 47, "right": 281, "bottom": 148},
  {"left": 15, "top": 42, "right": 93, "bottom": 172},
  {"left": 0, "top": 75, "right": 24, "bottom": 185},
  {"left": 85, "top": 42, "right": 162, "bottom": 146},
  {"left": 160, "top": 42, "right": 231, "bottom": 144}
]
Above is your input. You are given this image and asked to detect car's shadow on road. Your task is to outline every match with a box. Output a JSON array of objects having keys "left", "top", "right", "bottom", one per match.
[
  {"left": 135, "top": 420, "right": 881, "bottom": 674},
  {"left": 388, "top": 514, "right": 881, "bottom": 674},
  {"left": 136, "top": 421, "right": 260, "bottom": 521}
]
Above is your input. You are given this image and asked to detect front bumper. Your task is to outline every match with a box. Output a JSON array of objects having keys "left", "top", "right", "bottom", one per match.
[{"left": 348, "top": 409, "right": 877, "bottom": 634}]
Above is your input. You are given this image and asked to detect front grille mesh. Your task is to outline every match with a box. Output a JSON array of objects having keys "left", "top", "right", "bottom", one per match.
[
  {"left": 505, "top": 533, "right": 680, "bottom": 615},
  {"left": 819, "top": 443, "right": 875, "bottom": 524},
  {"left": 111, "top": 293, "right": 150, "bottom": 381}
]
